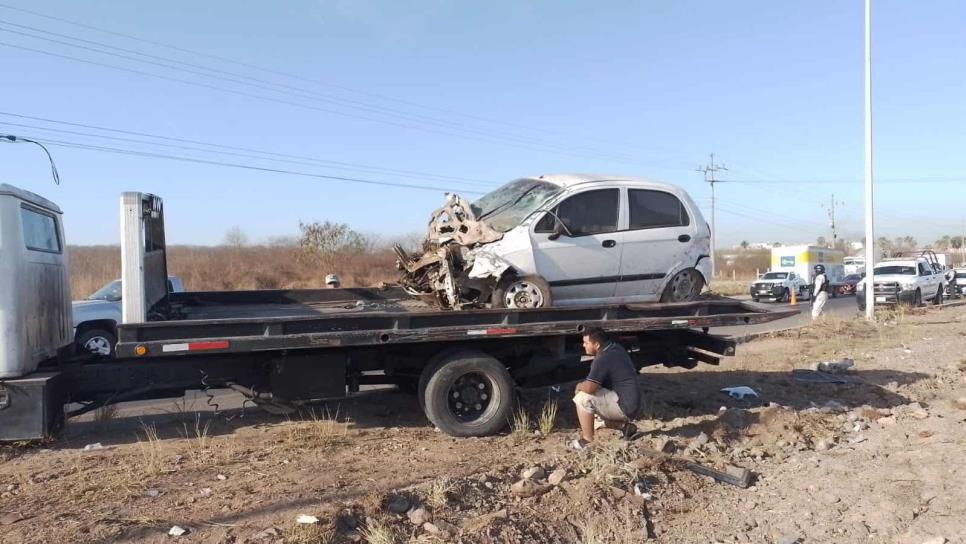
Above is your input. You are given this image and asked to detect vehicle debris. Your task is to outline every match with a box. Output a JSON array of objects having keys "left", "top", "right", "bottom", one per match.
[
  {"left": 168, "top": 525, "right": 189, "bottom": 537},
  {"left": 813, "top": 358, "right": 855, "bottom": 374},
  {"left": 721, "top": 386, "right": 759, "bottom": 400}
]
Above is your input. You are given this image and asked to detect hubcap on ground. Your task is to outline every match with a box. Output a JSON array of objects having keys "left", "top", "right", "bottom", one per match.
[
  {"left": 504, "top": 281, "right": 545, "bottom": 309},
  {"left": 448, "top": 373, "right": 493, "bottom": 422},
  {"left": 83, "top": 336, "right": 111, "bottom": 356}
]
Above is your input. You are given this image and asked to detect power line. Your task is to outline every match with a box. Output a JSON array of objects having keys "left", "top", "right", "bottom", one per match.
[
  {"left": 0, "top": 1, "right": 701, "bottom": 163},
  {"left": 0, "top": 113, "right": 495, "bottom": 186},
  {"left": 4, "top": 133, "right": 485, "bottom": 194},
  {"left": 0, "top": 20, "right": 644, "bottom": 164},
  {"left": 0, "top": 38, "right": 639, "bottom": 164},
  {"left": 724, "top": 178, "right": 965, "bottom": 184}
]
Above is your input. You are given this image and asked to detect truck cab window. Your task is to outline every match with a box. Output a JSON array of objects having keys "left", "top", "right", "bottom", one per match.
[
  {"left": 20, "top": 205, "right": 61, "bottom": 253},
  {"left": 628, "top": 189, "right": 690, "bottom": 230},
  {"left": 534, "top": 189, "right": 619, "bottom": 236}
]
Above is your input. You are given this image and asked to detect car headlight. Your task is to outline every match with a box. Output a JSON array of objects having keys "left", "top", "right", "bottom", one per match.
[{"left": 901, "top": 281, "right": 916, "bottom": 290}]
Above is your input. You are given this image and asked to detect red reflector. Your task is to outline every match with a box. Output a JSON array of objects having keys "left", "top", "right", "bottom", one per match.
[
  {"left": 486, "top": 328, "right": 517, "bottom": 335},
  {"left": 188, "top": 341, "right": 230, "bottom": 351}
]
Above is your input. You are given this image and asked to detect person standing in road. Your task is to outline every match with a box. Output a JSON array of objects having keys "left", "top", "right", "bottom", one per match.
[
  {"left": 571, "top": 327, "right": 640, "bottom": 450},
  {"left": 811, "top": 264, "right": 829, "bottom": 320},
  {"left": 944, "top": 268, "right": 958, "bottom": 299}
]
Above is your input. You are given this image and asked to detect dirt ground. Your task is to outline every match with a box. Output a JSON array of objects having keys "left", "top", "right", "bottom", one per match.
[{"left": 1, "top": 306, "right": 964, "bottom": 544}]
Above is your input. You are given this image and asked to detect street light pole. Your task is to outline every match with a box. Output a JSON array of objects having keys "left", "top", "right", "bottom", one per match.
[{"left": 863, "top": 0, "right": 876, "bottom": 321}]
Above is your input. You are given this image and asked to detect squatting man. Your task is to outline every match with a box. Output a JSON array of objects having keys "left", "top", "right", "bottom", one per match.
[{"left": 571, "top": 327, "right": 641, "bottom": 450}]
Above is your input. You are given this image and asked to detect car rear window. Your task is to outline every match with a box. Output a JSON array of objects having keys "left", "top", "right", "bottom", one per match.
[{"left": 628, "top": 189, "right": 690, "bottom": 229}]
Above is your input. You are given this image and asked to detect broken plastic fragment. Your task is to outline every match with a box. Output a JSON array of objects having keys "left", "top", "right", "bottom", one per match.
[{"left": 720, "top": 386, "right": 759, "bottom": 400}]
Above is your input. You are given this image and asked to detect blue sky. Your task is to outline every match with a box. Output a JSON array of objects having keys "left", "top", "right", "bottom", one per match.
[{"left": 0, "top": 0, "right": 963, "bottom": 248}]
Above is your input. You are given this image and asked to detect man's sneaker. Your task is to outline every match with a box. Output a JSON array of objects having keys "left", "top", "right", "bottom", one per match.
[
  {"left": 621, "top": 422, "right": 639, "bottom": 441},
  {"left": 570, "top": 438, "right": 591, "bottom": 451}
]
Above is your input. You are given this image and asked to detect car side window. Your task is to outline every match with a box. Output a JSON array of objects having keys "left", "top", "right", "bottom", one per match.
[
  {"left": 534, "top": 189, "right": 619, "bottom": 236},
  {"left": 627, "top": 189, "right": 690, "bottom": 230},
  {"left": 918, "top": 263, "right": 930, "bottom": 276}
]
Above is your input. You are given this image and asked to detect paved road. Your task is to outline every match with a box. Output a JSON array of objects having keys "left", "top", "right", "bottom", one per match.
[{"left": 712, "top": 293, "right": 964, "bottom": 338}]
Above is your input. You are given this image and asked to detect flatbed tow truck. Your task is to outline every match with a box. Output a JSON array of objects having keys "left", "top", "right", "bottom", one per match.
[{"left": 0, "top": 187, "right": 795, "bottom": 440}]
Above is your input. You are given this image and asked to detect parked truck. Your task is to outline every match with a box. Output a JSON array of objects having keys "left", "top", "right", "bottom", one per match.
[
  {"left": 770, "top": 245, "right": 846, "bottom": 295},
  {"left": 0, "top": 185, "right": 793, "bottom": 441}
]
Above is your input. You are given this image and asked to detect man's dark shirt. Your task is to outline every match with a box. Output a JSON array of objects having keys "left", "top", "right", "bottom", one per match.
[{"left": 586, "top": 342, "right": 640, "bottom": 418}]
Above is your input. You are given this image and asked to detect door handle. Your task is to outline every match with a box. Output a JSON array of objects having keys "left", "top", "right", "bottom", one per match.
[
  {"left": 678, "top": 234, "right": 691, "bottom": 243},
  {"left": 602, "top": 239, "right": 617, "bottom": 248}
]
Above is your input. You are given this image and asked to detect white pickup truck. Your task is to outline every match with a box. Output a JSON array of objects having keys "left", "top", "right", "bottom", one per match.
[
  {"left": 72, "top": 276, "right": 184, "bottom": 356},
  {"left": 749, "top": 271, "right": 810, "bottom": 303},
  {"left": 856, "top": 258, "right": 944, "bottom": 311}
]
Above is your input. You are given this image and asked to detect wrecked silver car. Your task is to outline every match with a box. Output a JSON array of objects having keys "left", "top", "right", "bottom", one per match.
[{"left": 395, "top": 174, "right": 713, "bottom": 310}]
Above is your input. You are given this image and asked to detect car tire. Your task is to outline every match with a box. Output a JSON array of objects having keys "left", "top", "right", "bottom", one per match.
[
  {"left": 933, "top": 286, "right": 943, "bottom": 305},
  {"left": 492, "top": 275, "right": 552, "bottom": 309},
  {"left": 779, "top": 288, "right": 790, "bottom": 303},
  {"left": 76, "top": 328, "right": 116, "bottom": 357},
  {"left": 752, "top": 296, "right": 760, "bottom": 303},
  {"left": 421, "top": 350, "right": 515, "bottom": 437},
  {"left": 660, "top": 268, "right": 705, "bottom": 303},
  {"left": 910, "top": 289, "right": 922, "bottom": 308}
]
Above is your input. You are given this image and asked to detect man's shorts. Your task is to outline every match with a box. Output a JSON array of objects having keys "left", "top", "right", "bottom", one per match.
[{"left": 573, "top": 388, "right": 627, "bottom": 422}]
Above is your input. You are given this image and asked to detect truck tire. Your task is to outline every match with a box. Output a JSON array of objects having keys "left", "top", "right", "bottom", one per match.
[
  {"left": 910, "top": 289, "right": 922, "bottom": 308},
  {"left": 933, "top": 286, "right": 943, "bottom": 305},
  {"left": 76, "top": 328, "right": 116, "bottom": 357},
  {"left": 493, "top": 275, "right": 552, "bottom": 309},
  {"left": 779, "top": 288, "right": 790, "bottom": 303},
  {"left": 421, "top": 350, "right": 515, "bottom": 437},
  {"left": 660, "top": 268, "right": 705, "bottom": 302}
]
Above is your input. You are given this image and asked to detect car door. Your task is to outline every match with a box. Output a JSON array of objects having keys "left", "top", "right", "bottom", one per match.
[
  {"left": 529, "top": 187, "right": 623, "bottom": 303},
  {"left": 614, "top": 188, "right": 694, "bottom": 298},
  {"left": 919, "top": 262, "right": 939, "bottom": 296}
]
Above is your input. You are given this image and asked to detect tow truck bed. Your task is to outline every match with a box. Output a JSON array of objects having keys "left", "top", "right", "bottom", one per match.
[{"left": 117, "top": 297, "right": 795, "bottom": 358}]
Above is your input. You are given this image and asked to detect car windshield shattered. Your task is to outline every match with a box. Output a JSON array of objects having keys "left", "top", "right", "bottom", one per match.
[
  {"left": 88, "top": 280, "right": 122, "bottom": 301},
  {"left": 874, "top": 265, "right": 916, "bottom": 275},
  {"left": 470, "top": 178, "right": 562, "bottom": 232}
]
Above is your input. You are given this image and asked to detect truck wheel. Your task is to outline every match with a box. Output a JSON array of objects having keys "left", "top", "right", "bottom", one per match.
[
  {"left": 76, "top": 328, "right": 116, "bottom": 357},
  {"left": 493, "top": 275, "right": 552, "bottom": 309},
  {"left": 910, "top": 289, "right": 922, "bottom": 308},
  {"left": 933, "top": 287, "right": 943, "bottom": 305},
  {"left": 421, "top": 350, "right": 515, "bottom": 437},
  {"left": 660, "top": 268, "right": 705, "bottom": 302},
  {"left": 779, "top": 288, "right": 790, "bottom": 303},
  {"left": 752, "top": 296, "right": 760, "bottom": 303}
]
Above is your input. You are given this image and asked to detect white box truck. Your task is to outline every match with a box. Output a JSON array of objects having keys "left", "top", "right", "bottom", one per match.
[{"left": 770, "top": 245, "right": 846, "bottom": 293}]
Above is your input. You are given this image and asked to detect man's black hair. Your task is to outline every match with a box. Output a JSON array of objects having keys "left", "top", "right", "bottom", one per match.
[{"left": 581, "top": 326, "right": 610, "bottom": 345}]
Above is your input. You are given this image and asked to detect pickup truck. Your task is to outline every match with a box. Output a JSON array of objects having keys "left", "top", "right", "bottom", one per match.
[
  {"left": 73, "top": 276, "right": 184, "bottom": 357},
  {"left": 0, "top": 184, "right": 793, "bottom": 441},
  {"left": 749, "top": 271, "right": 810, "bottom": 303},
  {"left": 856, "top": 258, "right": 945, "bottom": 310}
]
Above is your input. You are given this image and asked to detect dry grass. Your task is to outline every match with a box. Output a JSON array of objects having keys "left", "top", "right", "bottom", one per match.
[
  {"left": 360, "top": 520, "right": 404, "bottom": 544},
  {"left": 538, "top": 399, "right": 558, "bottom": 436},
  {"left": 68, "top": 244, "right": 399, "bottom": 298},
  {"left": 282, "top": 407, "right": 349, "bottom": 451},
  {"left": 425, "top": 477, "right": 455, "bottom": 510},
  {"left": 284, "top": 522, "right": 337, "bottom": 544},
  {"left": 509, "top": 408, "right": 532, "bottom": 442},
  {"left": 132, "top": 422, "right": 167, "bottom": 476},
  {"left": 706, "top": 279, "right": 750, "bottom": 296},
  {"left": 93, "top": 404, "right": 119, "bottom": 424},
  {"left": 181, "top": 414, "right": 214, "bottom": 465}
]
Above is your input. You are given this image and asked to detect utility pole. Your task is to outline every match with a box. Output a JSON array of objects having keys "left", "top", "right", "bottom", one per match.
[
  {"left": 697, "top": 154, "right": 727, "bottom": 281},
  {"left": 823, "top": 194, "right": 844, "bottom": 249}
]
